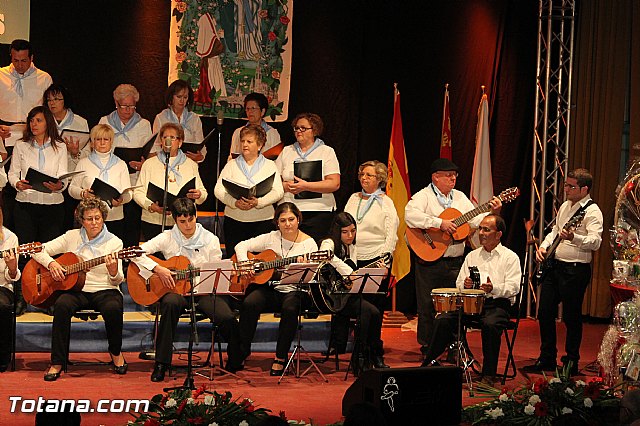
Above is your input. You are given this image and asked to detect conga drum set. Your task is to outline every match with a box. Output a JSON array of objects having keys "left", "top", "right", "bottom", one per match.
[{"left": 431, "top": 287, "right": 486, "bottom": 395}]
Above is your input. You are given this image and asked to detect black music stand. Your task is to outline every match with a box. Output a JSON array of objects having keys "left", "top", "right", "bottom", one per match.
[
  {"left": 343, "top": 267, "right": 387, "bottom": 379},
  {"left": 192, "top": 260, "right": 249, "bottom": 383},
  {"left": 278, "top": 263, "right": 328, "bottom": 384}
]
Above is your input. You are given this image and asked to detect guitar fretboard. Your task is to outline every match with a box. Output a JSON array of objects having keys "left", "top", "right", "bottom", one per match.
[
  {"left": 173, "top": 267, "right": 201, "bottom": 280},
  {"left": 256, "top": 255, "right": 300, "bottom": 272}
]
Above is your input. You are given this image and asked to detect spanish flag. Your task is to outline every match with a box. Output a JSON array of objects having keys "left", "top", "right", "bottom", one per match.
[
  {"left": 386, "top": 86, "right": 411, "bottom": 283},
  {"left": 440, "top": 84, "right": 452, "bottom": 160}
]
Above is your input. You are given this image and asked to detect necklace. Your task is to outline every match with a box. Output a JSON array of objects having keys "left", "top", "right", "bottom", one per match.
[
  {"left": 356, "top": 195, "right": 374, "bottom": 223},
  {"left": 280, "top": 230, "right": 300, "bottom": 258}
]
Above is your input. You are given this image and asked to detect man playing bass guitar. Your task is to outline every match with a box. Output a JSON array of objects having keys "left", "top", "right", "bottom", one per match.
[
  {"left": 132, "top": 198, "right": 243, "bottom": 381},
  {"left": 405, "top": 158, "right": 502, "bottom": 358},
  {"left": 523, "top": 168, "right": 603, "bottom": 376}
]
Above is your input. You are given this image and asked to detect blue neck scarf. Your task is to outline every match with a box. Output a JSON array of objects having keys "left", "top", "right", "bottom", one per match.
[
  {"left": 358, "top": 188, "right": 384, "bottom": 220},
  {"left": 247, "top": 120, "right": 273, "bottom": 134},
  {"left": 76, "top": 225, "right": 114, "bottom": 257},
  {"left": 293, "top": 137, "right": 324, "bottom": 162},
  {"left": 107, "top": 110, "right": 142, "bottom": 143},
  {"left": 431, "top": 183, "right": 454, "bottom": 209},
  {"left": 56, "top": 109, "right": 75, "bottom": 133},
  {"left": 157, "top": 150, "right": 187, "bottom": 185},
  {"left": 236, "top": 153, "right": 265, "bottom": 186},
  {"left": 35, "top": 141, "right": 52, "bottom": 170},
  {"left": 10, "top": 64, "right": 36, "bottom": 98},
  {"left": 88, "top": 150, "right": 120, "bottom": 182},
  {"left": 171, "top": 223, "right": 211, "bottom": 254},
  {"left": 165, "top": 108, "right": 196, "bottom": 136}
]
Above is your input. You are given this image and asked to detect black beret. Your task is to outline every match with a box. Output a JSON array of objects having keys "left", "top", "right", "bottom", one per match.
[{"left": 430, "top": 158, "right": 459, "bottom": 175}]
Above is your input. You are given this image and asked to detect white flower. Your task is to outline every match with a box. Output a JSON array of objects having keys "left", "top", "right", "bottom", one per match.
[
  {"left": 576, "top": 380, "right": 586, "bottom": 387},
  {"left": 204, "top": 395, "right": 216, "bottom": 406},
  {"left": 484, "top": 407, "right": 504, "bottom": 419},
  {"left": 529, "top": 394, "right": 541, "bottom": 405},
  {"left": 550, "top": 378, "right": 562, "bottom": 384},
  {"left": 165, "top": 398, "right": 177, "bottom": 408},
  {"left": 499, "top": 393, "right": 509, "bottom": 402},
  {"left": 524, "top": 404, "right": 535, "bottom": 415},
  {"left": 209, "top": 423, "right": 219, "bottom": 426},
  {"left": 584, "top": 397, "right": 593, "bottom": 408},
  {"left": 239, "top": 421, "right": 249, "bottom": 426},
  {"left": 187, "top": 398, "right": 195, "bottom": 405},
  {"left": 565, "top": 388, "right": 575, "bottom": 396},
  {"left": 562, "top": 407, "right": 573, "bottom": 414}
]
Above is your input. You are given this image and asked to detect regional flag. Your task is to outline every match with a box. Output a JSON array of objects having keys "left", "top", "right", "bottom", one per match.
[
  {"left": 470, "top": 91, "right": 493, "bottom": 207},
  {"left": 440, "top": 84, "right": 452, "bottom": 160},
  {"left": 386, "top": 86, "right": 411, "bottom": 282}
]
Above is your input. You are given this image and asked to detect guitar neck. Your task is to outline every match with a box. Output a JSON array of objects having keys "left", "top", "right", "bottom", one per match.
[
  {"left": 173, "top": 267, "right": 201, "bottom": 280},
  {"left": 65, "top": 250, "right": 121, "bottom": 275},
  {"left": 453, "top": 201, "right": 493, "bottom": 227},
  {"left": 257, "top": 254, "right": 301, "bottom": 271}
]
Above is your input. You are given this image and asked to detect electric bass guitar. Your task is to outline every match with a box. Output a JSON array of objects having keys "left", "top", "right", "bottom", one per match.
[
  {"left": 406, "top": 187, "right": 520, "bottom": 262},
  {"left": 533, "top": 210, "right": 586, "bottom": 283},
  {"left": 22, "top": 246, "right": 144, "bottom": 308}
]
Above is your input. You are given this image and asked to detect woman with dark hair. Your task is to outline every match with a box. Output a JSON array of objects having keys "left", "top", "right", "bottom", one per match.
[
  {"left": 229, "top": 92, "right": 282, "bottom": 160},
  {"left": 275, "top": 113, "right": 340, "bottom": 243},
  {"left": 319, "top": 212, "right": 388, "bottom": 369},
  {"left": 30, "top": 197, "right": 126, "bottom": 381},
  {"left": 0, "top": 208, "right": 20, "bottom": 372},
  {"left": 214, "top": 124, "right": 284, "bottom": 256},
  {"left": 152, "top": 79, "right": 206, "bottom": 162},
  {"left": 235, "top": 202, "right": 318, "bottom": 375}
]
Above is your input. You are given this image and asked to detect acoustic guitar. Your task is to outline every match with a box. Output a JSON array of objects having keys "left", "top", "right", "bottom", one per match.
[
  {"left": 22, "top": 246, "right": 143, "bottom": 308},
  {"left": 406, "top": 187, "right": 520, "bottom": 262}
]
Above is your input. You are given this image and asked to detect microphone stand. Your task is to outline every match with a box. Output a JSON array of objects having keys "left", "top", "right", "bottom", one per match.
[
  {"left": 213, "top": 111, "right": 224, "bottom": 236},
  {"left": 161, "top": 140, "right": 171, "bottom": 232}
]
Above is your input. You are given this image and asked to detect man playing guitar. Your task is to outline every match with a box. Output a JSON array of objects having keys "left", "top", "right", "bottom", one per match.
[{"left": 405, "top": 158, "right": 501, "bottom": 358}]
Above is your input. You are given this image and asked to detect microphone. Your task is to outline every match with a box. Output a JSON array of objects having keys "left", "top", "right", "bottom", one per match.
[
  {"left": 217, "top": 109, "right": 224, "bottom": 127},
  {"left": 162, "top": 136, "right": 173, "bottom": 153}
]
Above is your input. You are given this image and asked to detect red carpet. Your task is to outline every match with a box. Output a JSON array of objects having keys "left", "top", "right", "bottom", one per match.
[{"left": 0, "top": 318, "right": 608, "bottom": 425}]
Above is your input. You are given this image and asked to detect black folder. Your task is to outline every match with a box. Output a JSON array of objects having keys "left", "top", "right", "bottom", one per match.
[
  {"left": 222, "top": 173, "right": 275, "bottom": 200},
  {"left": 60, "top": 129, "right": 91, "bottom": 151},
  {"left": 146, "top": 177, "right": 196, "bottom": 207},
  {"left": 293, "top": 160, "right": 322, "bottom": 199},
  {"left": 114, "top": 133, "right": 157, "bottom": 173},
  {"left": 90, "top": 178, "right": 140, "bottom": 207},
  {"left": 25, "top": 168, "right": 83, "bottom": 193},
  {"left": 181, "top": 128, "right": 214, "bottom": 154}
]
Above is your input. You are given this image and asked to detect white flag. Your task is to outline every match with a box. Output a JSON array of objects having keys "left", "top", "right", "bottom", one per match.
[{"left": 470, "top": 93, "right": 493, "bottom": 248}]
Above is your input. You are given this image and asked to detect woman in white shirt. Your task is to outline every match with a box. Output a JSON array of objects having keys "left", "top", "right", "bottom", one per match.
[
  {"left": 214, "top": 124, "right": 284, "bottom": 256},
  {"left": 69, "top": 125, "right": 132, "bottom": 241},
  {"left": 0, "top": 209, "right": 20, "bottom": 372},
  {"left": 235, "top": 202, "right": 317, "bottom": 375},
  {"left": 229, "top": 92, "right": 282, "bottom": 161},
  {"left": 152, "top": 79, "right": 206, "bottom": 163},
  {"left": 275, "top": 113, "right": 340, "bottom": 243},
  {"left": 133, "top": 123, "right": 207, "bottom": 241}
]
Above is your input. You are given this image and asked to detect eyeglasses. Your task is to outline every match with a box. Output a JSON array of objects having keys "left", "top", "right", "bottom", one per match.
[
  {"left": 82, "top": 216, "right": 103, "bottom": 223},
  {"left": 47, "top": 97, "right": 64, "bottom": 103},
  {"left": 245, "top": 106, "right": 261, "bottom": 111},
  {"left": 117, "top": 104, "right": 136, "bottom": 111},
  {"left": 358, "top": 172, "right": 377, "bottom": 179},
  {"left": 478, "top": 226, "right": 497, "bottom": 233},
  {"left": 563, "top": 183, "right": 580, "bottom": 190},
  {"left": 293, "top": 126, "right": 312, "bottom": 133}
]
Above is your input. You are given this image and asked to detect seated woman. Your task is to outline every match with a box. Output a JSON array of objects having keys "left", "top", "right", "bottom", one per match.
[
  {"left": 319, "top": 212, "right": 388, "bottom": 370},
  {"left": 214, "top": 124, "right": 284, "bottom": 257},
  {"left": 0, "top": 209, "right": 20, "bottom": 372},
  {"left": 133, "top": 122, "right": 207, "bottom": 241},
  {"left": 69, "top": 124, "right": 132, "bottom": 241},
  {"left": 30, "top": 198, "right": 126, "bottom": 381},
  {"left": 133, "top": 198, "right": 243, "bottom": 381},
  {"left": 235, "top": 202, "right": 317, "bottom": 375}
]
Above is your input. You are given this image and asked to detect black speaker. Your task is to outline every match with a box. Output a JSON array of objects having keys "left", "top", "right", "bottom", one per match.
[{"left": 342, "top": 366, "right": 462, "bottom": 426}]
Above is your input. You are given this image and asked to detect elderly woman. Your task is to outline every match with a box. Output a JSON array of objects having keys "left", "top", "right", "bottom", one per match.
[
  {"left": 99, "top": 84, "right": 152, "bottom": 248},
  {"left": 69, "top": 124, "right": 132, "bottom": 241},
  {"left": 214, "top": 124, "right": 284, "bottom": 256},
  {"left": 152, "top": 79, "right": 206, "bottom": 163},
  {"left": 229, "top": 93, "right": 282, "bottom": 161},
  {"left": 275, "top": 113, "right": 340, "bottom": 243},
  {"left": 133, "top": 122, "right": 207, "bottom": 241},
  {"left": 31, "top": 198, "right": 126, "bottom": 381}
]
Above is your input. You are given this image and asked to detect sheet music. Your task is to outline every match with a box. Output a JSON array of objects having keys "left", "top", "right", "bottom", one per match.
[
  {"left": 348, "top": 267, "right": 387, "bottom": 294},
  {"left": 193, "top": 260, "right": 242, "bottom": 295},
  {"left": 279, "top": 262, "right": 320, "bottom": 285}
]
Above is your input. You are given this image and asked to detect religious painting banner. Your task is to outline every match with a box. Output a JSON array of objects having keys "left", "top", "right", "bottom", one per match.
[{"left": 168, "top": 0, "right": 293, "bottom": 121}]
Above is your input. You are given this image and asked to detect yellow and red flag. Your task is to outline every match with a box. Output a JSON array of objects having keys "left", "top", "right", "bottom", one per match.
[
  {"left": 386, "top": 86, "right": 411, "bottom": 284},
  {"left": 440, "top": 84, "right": 452, "bottom": 160}
]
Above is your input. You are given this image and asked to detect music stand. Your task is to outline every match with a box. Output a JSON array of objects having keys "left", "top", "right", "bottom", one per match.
[
  {"left": 278, "top": 262, "right": 328, "bottom": 384},
  {"left": 192, "top": 260, "right": 249, "bottom": 383},
  {"left": 343, "top": 267, "right": 387, "bottom": 379}
]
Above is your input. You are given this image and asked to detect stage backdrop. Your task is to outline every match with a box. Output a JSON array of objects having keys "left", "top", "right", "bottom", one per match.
[{"left": 167, "top": 0, "right": 293, "bottom": 121}]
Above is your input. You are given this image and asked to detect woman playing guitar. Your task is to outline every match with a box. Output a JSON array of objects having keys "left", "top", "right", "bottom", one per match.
[{"left": 0, "top": 209, "right": 20, "bottom": 372}]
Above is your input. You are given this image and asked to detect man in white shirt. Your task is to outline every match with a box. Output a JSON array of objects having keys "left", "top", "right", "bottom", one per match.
[
  {"left": 421, "top": 214, "right": 521, "bottom": 386},
  {"left": 522, "top": 168, "right": 603, "bottom": 376}
]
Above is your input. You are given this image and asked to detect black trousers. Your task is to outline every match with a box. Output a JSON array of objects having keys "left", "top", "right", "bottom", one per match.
[
  {"left": 155, "top": 293, "right": 242, "bottom": 367},
  {"left": 537, "top": 261, "right": 591, "bottom": 364},
  {"left": 123, "top": 201, "right": 142, "bottom": 248},
  {"left": 14, "top": 202, "right": 64, "bottom": 263},
  {"left": 423, "top": 297, "right": 510, "bottom": 376},
  {"left": 0, "top": 287, "right": 14, "bottom": 362},
  {"left": 333, "top": 295, "right": 383, "bottom": 355},
  {"left": 141, "top": 221, "right": 164, "bottom": 242},
  {"left": 106, "top": 219, "right": 125, "bottom": 245},
  {"left": 50, "top": 290, "right": 123, "bottom": 366},
  {"left": 239, "top": 285, "right": 311, "bottom": 360},
  {"left": 414, "top": 255, "right": 463, "bottom": 348},
  {"left": 223, "top": 216, "right": 273, "bottom": 259},
  {"left": 298, "top": 210, "right": 334, "bottom": 244}
]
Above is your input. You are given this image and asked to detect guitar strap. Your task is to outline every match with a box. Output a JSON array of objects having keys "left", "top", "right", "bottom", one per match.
[{"left": 563, "top": 199, "right": 594, "bottom": 228}]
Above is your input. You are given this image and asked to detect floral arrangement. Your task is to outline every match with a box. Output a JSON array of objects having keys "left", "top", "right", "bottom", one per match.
[
  {"left": 129, "top": 385, "right": 275, "bottom": 426},
  {"left": 462, "top": 368, "right": 621, "bottom": 425}
]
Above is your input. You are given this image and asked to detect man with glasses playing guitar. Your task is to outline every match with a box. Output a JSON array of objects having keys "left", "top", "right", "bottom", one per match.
[{"left": 523, "top": 168, "right": 603, "bottom": 376}]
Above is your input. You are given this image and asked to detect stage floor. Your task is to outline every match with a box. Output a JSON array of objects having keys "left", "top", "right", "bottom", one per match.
[{"left": 0, "top": 318, "right": 608, "bottom": 425}]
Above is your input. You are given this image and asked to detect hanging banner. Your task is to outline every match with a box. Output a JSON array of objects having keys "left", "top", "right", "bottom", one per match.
[
  {"left": 0, "top": 2, "right": 30, "bottom": 44},
  {"left": 168, "top": 0, "right": 293, "bottom": 121}
]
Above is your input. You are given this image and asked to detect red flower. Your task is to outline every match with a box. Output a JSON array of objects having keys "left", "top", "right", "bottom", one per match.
[
  {"left": 175, "top": 1, "right": 187, "bottom": 13},
  {"left": 259, "top": 10, "right": 269, "bottom": 19},
  {"left": 144, "top": 419, "right": 160, "bottom": 426},
  {"left": 533, "top": 378, "right": 547, "bottom": 394},
  {"left": 534, "top": 401, "right": 548, "bottom": 417},
  {"left": 280, "top": 16, "right": 290, "bottom": 25},
  {"left": 176, "top": 52, "right": 187, "bottom": 63},
  {"left": 268, "top": 32, "right": 277, "bottom": 41},
  {"left": 241, "top": 398, "right": 255, "bottom": 412},
  {"left": 271, "top": 70, "right": 281, "bottom": 79},
  {"left": 626, "top": 181, "right": 635, "bottom": 193},
  {"left": 187, "top": 417, "right": 204, "bottom": 424},
  {"left": 192, "top": 385, "right": 207, "bottom": 399},
  {"left": 584, "top": 383, "right": 602, "bottom": 400},
  {"left": 279, "top": 410, "right": 288, "bottom": 420},
  {"left": 177, "top": 400, "right": 188, "bottom": 415},
  {"left": 159, "top": 395, "right": 167, "bottom": 408}
]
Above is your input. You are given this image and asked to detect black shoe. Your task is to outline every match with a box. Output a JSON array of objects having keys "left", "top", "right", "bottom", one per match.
[
  {"left": 0, "top": 353, "right": 11, "bottom": 372},
  {"left": 521, "top": 359, "right": 557, "bottom": 373},
  {"left": 15, "top": 300, "right": 26, "bottom": 317},
  {"left": 321, "top": 347, "right": 346, "bottom": 357},
  {"left": 372, "top": 356, "right": 389, "bottom": 369},
  {"left": 421, "top": 359, "right": 441, "bottom": 367},
  {"left": 44, "top": 367, "right": 61, "bottom": 382},
  {"left": 270, "top": 359, "right": 286, "bottom": 376},
  {"left": 113, "top": 362, "right": 128, "bottom": 375},
  {"left": 224, "top": 362, "right": 244, "bottom": 373},
  {"left": 560, "top": 357, "right": 579, "bottom": 376},
  {"left": 151, "top": 362, "right": 168, "bottom": 382}
]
